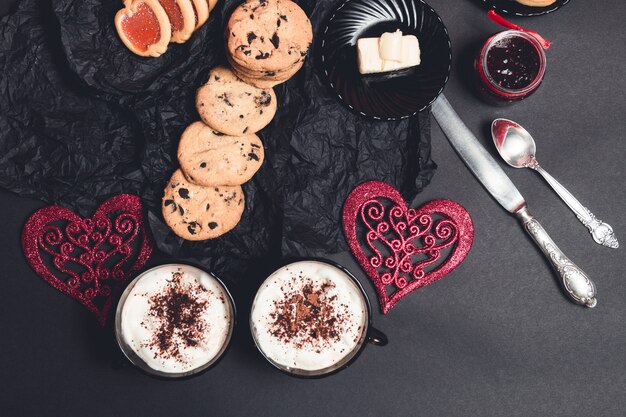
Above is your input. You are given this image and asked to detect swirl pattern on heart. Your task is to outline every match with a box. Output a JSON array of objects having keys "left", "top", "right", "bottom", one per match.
[
  {"left": 361, "top": 199, "right": 459, "bottom": 289},
  {"left": 343, "top": 181, "right": 474, "bottom": 313},
  {"left": 22, "top": 194, "right": 153, "bottom": 325}
]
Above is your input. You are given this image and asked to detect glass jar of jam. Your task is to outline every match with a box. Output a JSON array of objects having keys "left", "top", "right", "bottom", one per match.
[{"left": 475, "top": 30, "right": 546, "bottom": 105}]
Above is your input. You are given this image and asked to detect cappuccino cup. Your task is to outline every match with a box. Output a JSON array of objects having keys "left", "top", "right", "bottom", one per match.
[
  {"left": 115, "top": 263, "right": 235, "bottom": 378},
  {"left": 250, "top": 259, "right": 387, "bottom": 377}
]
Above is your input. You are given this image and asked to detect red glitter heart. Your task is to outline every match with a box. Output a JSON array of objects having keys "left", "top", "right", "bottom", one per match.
[
  {"left": 22, "top": 195, "right": 153, "bottom": 325},
  {"left": 343, "top": 181, "right": 474, "bottom": 314}
]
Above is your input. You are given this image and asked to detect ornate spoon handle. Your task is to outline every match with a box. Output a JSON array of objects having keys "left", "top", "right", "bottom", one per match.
[
  {"left": 516, "top": 206, "right": 597, "bottom": 308},
  {"left": 527, "top": 158, "right": 618, "bottom": 249}
]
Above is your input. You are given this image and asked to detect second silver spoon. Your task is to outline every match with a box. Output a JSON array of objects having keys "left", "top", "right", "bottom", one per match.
[{"left": 492, "top": 118, "right": 618, "bottom": 249}]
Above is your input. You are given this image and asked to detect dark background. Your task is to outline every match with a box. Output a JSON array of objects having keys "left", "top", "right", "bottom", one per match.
[{"left": 1, "top": 0, "right": 625, "bottom": 416}]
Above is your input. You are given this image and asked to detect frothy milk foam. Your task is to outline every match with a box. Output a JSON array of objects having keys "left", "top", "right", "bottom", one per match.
[
  {"left": 251, "top": 261, "right": 367, "bottom": 372},
  {"left": 120, "top": 264, "right": 232, "bottom": 374}
]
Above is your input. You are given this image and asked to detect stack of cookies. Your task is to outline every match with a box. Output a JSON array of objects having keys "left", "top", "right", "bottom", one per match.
[
  {"left": 225, "top": 0, "right": 313, "bottom": 88},
  {"left": 162, "top": 0, "right": 312, "bottom": 241}
]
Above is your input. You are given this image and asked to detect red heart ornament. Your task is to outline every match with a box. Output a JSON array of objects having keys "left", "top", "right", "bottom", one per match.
[
  {"left": 343, "top": 181, "right": 474, "bottom": 313},
  {"left": 22, "top": 195, "right": 153, "bottom": 325}
]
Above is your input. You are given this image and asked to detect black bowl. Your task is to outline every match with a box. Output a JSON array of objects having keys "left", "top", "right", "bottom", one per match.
[
  {"left": 481, "top": 0, "right": 570, "bottom": 17},
  {"left": 320, "top": 0, "right": 452, "bottom": 120}
]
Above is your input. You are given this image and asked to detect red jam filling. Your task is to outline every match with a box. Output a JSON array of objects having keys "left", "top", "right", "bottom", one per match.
[
  {"left": 486, "top": 36, "right": 540, "bottom": 90},
  {"left": 159, "top": 0, "right": 184, "bottom": 32},
  {"left": 121, "top": 3, "right": 161, "bottom": 52}
]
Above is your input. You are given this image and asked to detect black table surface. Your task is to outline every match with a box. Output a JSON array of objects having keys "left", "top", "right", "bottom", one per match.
[{"left": 2, "top": 1, "right": 625, "bottom": 416}]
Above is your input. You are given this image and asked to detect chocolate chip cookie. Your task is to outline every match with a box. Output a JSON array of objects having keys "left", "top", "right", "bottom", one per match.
[
  {"left": 196, "top": 66, "right": 277, "bottom": 136},
  {"left": 227, "top": 52, "right": 302, "bottom": 78},
  {"left": 178, "top": 121, "right": 264, "bottom": 186},
  {"left": 226, "top": 0, "right": 312, "bottom": 73},
  {"left": 162, "top": 169, "right": 245, "bottom": 240},
  {"left": 230, "top": 58, "right": 304, "bottom": 88}
]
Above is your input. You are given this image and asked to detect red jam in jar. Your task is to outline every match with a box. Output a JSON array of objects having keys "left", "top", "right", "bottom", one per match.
[{"left": 475, "top": 30, "right": 546, "bottom": 104}]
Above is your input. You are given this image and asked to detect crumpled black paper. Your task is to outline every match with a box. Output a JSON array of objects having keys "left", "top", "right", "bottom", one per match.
[{"left": 0, "top": 0, "right": 436, "bottom": 284}]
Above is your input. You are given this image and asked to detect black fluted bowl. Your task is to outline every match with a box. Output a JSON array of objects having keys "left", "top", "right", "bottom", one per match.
[
  {"left": 481, "top": 0, "right": 570, "bottom": 17},
  {"left": 320, "top": 0, "right": 451, "bottom": 120}
]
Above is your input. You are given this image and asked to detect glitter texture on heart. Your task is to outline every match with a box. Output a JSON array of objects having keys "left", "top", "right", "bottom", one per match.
[
  {"left": 22, "top": 195, "right": 153, "bottom": 325},
  {"left": 343, "top": 181, "right": 474, "bottom": 313}
]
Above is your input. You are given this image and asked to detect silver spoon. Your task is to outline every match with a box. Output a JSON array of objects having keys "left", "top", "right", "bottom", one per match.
[{"left": 492, "top": 118, "right": 618, "bottom": 249}]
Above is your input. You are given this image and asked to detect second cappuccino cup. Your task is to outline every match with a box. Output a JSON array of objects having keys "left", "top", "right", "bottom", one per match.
[{"left": 250, "top": 259, "right": 387, "bottom": 378}]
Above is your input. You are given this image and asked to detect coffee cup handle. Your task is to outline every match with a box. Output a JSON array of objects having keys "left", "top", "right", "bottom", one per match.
[{"left": 367, "top": 327, "right": 388, "bottom": 346}]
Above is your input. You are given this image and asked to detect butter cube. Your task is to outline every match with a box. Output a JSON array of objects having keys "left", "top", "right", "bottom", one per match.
[
  {"left": 382, "top": 35, "right": 421, "bottom": 71},
  {"left": 357, "top": 37, "right": 384, "bottom": 74},
  {"left": 400, "top": 34, "right": 421, "bottom": 67},
  {"left": 357, "top": 31, "right": 421, "bottom": 75},
  {"left": 379, "top": 29, "right": 403, "bottom": 61}
]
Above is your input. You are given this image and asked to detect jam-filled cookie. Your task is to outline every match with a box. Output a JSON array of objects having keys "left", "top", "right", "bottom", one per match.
[
  {"left": 157, "top": 0, "right": 196, "bottom": 43},
  {"left": 115, "top": 0, "right": 172, "bottom": 57},
  {"left": 191, "top": 0, "right": 210, "bottom": 30}
]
